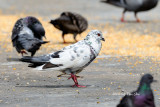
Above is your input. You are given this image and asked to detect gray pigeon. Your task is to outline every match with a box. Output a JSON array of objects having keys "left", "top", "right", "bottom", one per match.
[
  {"left": 20, "top": 30, "right": 105, "bottom": 87},
  {"left": 117, "top": 74, "right": 156, "bottom": 107},
  {"left": 49, "top": 12, "right": 88, "bottom": 43},
  {"left": 101, "top": 0, "right": 158, "bottom": 22},
  {"left": 11, "top": 16, "right": 49, "bottom": 56}
]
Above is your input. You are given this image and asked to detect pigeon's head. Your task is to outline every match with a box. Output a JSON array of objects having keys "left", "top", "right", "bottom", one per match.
[
  {"left": 140, "top": 74, "right": 156, "bottom": 85},
  {"left": 25, "top": 16, "right": 45, "bottom": 38},
  {"left": 85, "top": 30, "right": 105, "bottom": 42}
]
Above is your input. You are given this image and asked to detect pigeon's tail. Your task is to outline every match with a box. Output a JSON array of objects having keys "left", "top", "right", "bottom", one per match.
[
  {"left": 41, "top": 41, "right": 49, "bottom": 44},
  {"left": 20, "top": 55, "right": 50, "bottom": 68},
  {"left": 101, "top": 0, "right": 123, "bottom": 7},
  {"left": 20, "top": 56, "right": 33, "bottom": 63},
  {"left": 49, "top": 20, "right": 58, "bottom": 26}
]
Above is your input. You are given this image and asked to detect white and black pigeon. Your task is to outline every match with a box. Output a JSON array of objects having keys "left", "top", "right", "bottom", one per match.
[
  {"left": 101, "top": 0, "right": 158, "bottom": 22},
  {"left": 20, "top": 30, "right": 105, "bottom": 87},
  {"left": 11, "top": 16, "right": 49, "bottom": 56},
  {"left": 49, "top": 12, "right": 88, "bottom": 43}
]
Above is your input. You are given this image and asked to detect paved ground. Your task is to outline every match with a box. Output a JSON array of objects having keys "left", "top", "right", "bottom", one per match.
[{"left": 0, "top": 0, "right": 160, "bottom": 107}]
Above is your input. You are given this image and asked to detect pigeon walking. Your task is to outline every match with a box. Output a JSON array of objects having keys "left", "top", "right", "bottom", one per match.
[
  {"left": 117, "top": 74, "right": 156, "bottom": 107},
  {"left": 101, "top": 0, "right": 158, "bottom": 22},
  {"left": 49, "top": 12, "right": 88, "bottom": 43},
  {"left": 11, "top": 16, "right": 49, "bottom": 56},
  {"left": 21, "top": 30, "right": 105, "bottom": 87}
]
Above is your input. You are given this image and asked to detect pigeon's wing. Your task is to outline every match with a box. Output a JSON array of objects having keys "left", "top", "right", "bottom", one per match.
[
  {"left": 11, "top": 18, "right": 23, "bottom": 46},
  {"left": 101, "top": 0, "right": 143, "bottom": 11},
  {"left": 101, "top": 0, "right": 125, "bottom": 7},
  {"left": 145, "top": 92, "right": 155, "bottom": 107},
  {"left": 70, "top": 12, "right": 88, "bottom": 33},
  {"left": 124, "top": 0, "right": 143, "bottom": 10},
  {"left": 56, "top": 13, "right": 79, "bottom": 32},
  {"left": 39, "top": 42, "right": 92, "bottom": 71},
  {"left": 18, "top": 34, "right": 45, "bottom": 52},
  {"left": 117, "top": 95, "right": 134, "bottom": 107}
]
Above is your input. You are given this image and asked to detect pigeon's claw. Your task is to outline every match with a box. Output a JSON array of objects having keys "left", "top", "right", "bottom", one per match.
[
  {"left": 120, "top": 17, "right": 125, "bottom": 22},
  {"left": 68, "top": 77, "right": 72, "bottom": 80},
  {"left": 20, "top": 50, "right": 28, "bottom": 56},
  {"left": 136, "top": 18, "right": 141, "bottom": 23},
  {"left": 63, "top": 40, "right": 66, "bottom": 44}
]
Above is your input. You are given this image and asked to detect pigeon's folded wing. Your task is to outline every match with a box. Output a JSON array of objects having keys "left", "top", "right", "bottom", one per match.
[
  {"left": 18, "top": 34, "right": 44, "bottom": 51},
  {"left": 40, "top": 44, "right": 92, "bottom": 71}
]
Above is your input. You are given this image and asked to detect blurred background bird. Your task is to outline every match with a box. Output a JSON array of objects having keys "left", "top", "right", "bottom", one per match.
[
  {"left": 101, "top": 0, "right": 158, "bottom": 22},
  {"left": 117, "top": 74, "right": 156, "bottom": 107},
  {"left": 11, "top": 16, "right": 49, "bottom": 56},
  {"left": 49, "top": 12, "right": 88, "bottom": 43}
]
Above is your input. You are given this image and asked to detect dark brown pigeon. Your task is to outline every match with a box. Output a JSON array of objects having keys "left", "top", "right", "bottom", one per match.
[
  {"left": 11, "top": 16, "right": 49, "bottom": 56},
  {"left": 101, "top": 0, "right": 158, "bottom": 22},
  {"left": 117, "top": 74, "right": 156, "bottom": 107},
  {"left": 50, "top": 12, "right": 88, "bottom": 43}
]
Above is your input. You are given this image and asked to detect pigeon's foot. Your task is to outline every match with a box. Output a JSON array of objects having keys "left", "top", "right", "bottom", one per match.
[
  {"left": 136, "top": 18, "right": 141, "bottom": 23},
  {"left": 70, "top": 73, "right": 86, "bottom": 88},
  {"left": 20, "top": 50, "right": 28, "bottom": 56},
  {"left": 120, "top": 18, "right": 125, "bottom": 22},
  {"left": 74, "top": 39, "right": 78, "bottom": 42},
  {"left": 72, "top": 84, "right": 86, "bottom": 88}
]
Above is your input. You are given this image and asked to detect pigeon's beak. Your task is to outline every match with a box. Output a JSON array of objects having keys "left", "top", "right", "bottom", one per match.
[
  {"left": 101, "top": 38, "right": 105, "bottom": 41},
  {"left": 153, "top": 80, "right": 157, "bottom": 82}
]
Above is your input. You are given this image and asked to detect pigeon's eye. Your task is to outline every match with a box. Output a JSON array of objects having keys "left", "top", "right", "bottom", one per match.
[{"left": 97, "top": 33, "right": 101, "bottom": 36}]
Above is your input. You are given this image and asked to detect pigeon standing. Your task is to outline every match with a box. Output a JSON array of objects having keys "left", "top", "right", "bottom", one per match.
[
  {"left": 11, "top": 16, "right": 49, "bottom": 56},
  {"left": 49, "top": 12, "right": 88, "bottom": 43},
  {"left": 101, "top": 0, "right": 158, "bottom": 22},
  {"left": 20, "top": 30, "right": 105, "bottom": 87},
  {"left": 117, "top": 74, "right": 156, "bottom": 107}
]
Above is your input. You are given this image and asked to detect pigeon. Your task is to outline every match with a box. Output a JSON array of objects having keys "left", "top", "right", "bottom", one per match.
[
  {"left": 11, "top": 16, "right": 49, "bottom": 56},
  {"left": 101, "top": 0, "right": 158, "bottom": 22},
  {"left": 20, "top": 30, "right": 105, "bottom": 87},
  {"left": 117, "top": 74, "right": 156, "bottom": 107},
  {"left": 49, "top": 12, "right": 88, "bottom": 43}
]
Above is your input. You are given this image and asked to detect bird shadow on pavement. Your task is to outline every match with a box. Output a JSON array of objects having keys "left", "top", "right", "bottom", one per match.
[
  {"left": 109, "top": 19, "right": 150, "bottom": 23},
  {"left": 124, "top": 20, "right": 149, "bottom": 23},
  {"left": 16, "top": 85, "right": 90, "bottom": 88},
  {"left": 54, "top": 41, "right": 76, "bottom": 45},
  {"left": 6, "top": 58, "right": 21, "bottom": 62}
]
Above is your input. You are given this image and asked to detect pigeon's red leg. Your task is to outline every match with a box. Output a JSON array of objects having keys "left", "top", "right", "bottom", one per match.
[
  {"left": 20, "top": 50, "right": 28, "bottom": 56},
  {"left": 121, "top": 9, "right": 126, "bottom": 22},
  {"left": 70, "top": 73, "right": 86, "bottom": 88},
  {"left": 68, "top": 76, "right": 72, "bottom": 80},
  {"left": 135, "top": 12, "right": 141, "bottom": 23},
  {"left": 121, "top": 14, "right": 125, "bottom": 22},
  {"left": 136, "top": 18, "right": 141, "bottom": 23}
]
